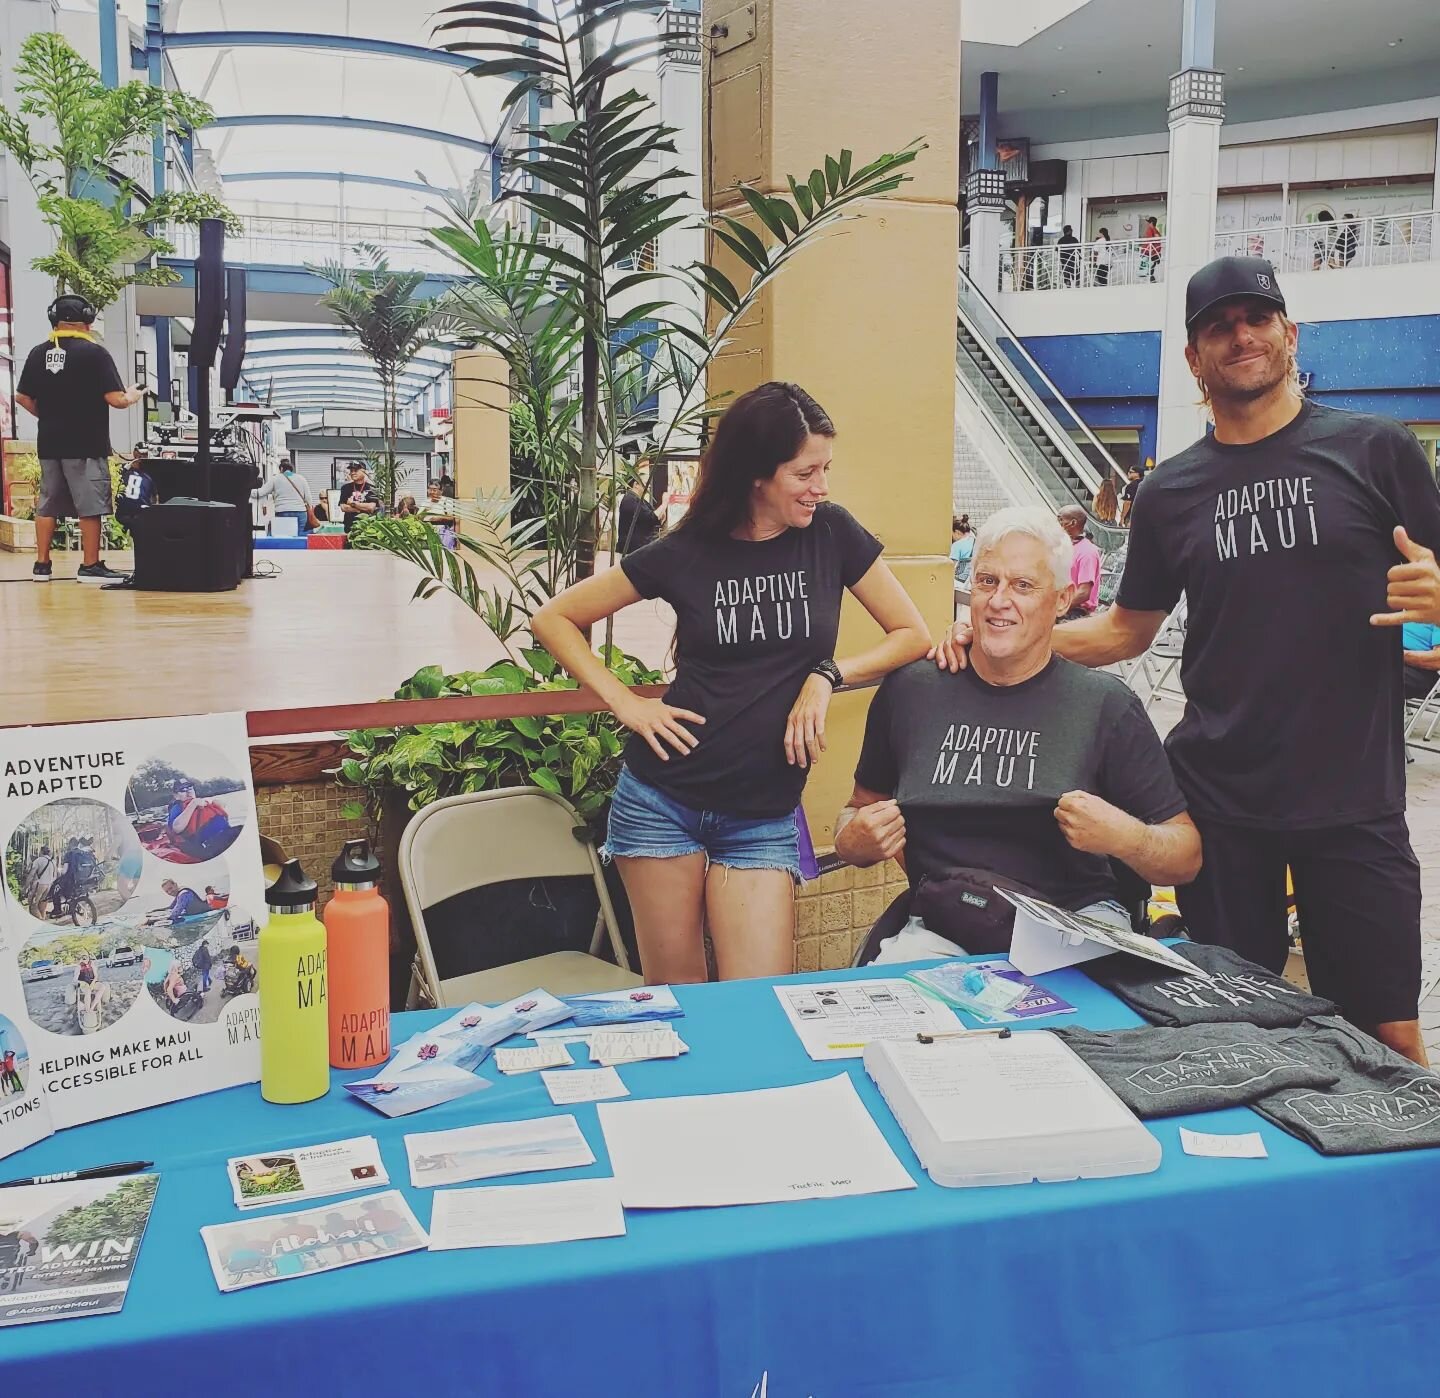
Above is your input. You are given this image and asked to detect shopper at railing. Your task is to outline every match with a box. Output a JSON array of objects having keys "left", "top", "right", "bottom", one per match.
[
  {"left": 1141, "top": 217, "right": 1163, "bottom": 282},
  {"left": 1058, "top": 225, "right": 1081, "bottom": 288},
  {"left": 1094, "top": 227, "right": 1113, "bottom": 287},
  {"left": 532, "top": 381, "right": 931, "bottom": 985}
]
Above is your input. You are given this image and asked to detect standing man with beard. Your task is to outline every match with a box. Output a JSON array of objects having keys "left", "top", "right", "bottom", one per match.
[{"left": 940, "top": 256, "right": 1440, "bottom": 1064}]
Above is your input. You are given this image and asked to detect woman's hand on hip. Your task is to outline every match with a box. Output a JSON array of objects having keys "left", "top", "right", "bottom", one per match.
[
  {"left": 614, "top": 695, "right": 705, "bottom": 762},
  {"left": 785, "top": 674, "right": 834, "bottom": 769}
]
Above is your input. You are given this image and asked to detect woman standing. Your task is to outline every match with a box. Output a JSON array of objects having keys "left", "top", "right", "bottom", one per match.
[
  {"left": 1093, "top": 226, "right": 1112, "bottom": 286},
  {"left": 533, "top": 382, "right": 930, "bottom": 982},
  {"left": 950, "top": 514, "right": 974, "bottom": 584}
]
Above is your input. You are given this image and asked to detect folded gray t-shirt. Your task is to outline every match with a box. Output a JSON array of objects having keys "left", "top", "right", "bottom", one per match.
[
  {"left": 1251, "top": 1016, "right": 1440, "bottom": 1156},
  {"left": 1084, "top": 942, "right": 1338, "bottom": 1028},
  {"left": 1056, "top": 1022, "right": 1340, "bottom": 1119}
]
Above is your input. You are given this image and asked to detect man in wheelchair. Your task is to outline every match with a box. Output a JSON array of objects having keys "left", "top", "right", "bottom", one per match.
[{"left": 835, "top": 508, "right": 1201, "bottom": 952}]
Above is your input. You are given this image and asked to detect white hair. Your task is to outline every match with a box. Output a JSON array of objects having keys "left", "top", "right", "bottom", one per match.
[{"left": 972, "top": 506, "right": 1073, "bottom": 589}]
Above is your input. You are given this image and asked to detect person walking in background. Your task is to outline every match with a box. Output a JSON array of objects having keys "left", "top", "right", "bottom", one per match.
[
  {"left": 533, "top": 382, "right": 931, "bottom": 984},
  {"left": 1141, "top": 216, "right": 1163, "bottom": 282},
  {"left": 15, "top": 293, "right": 144, "bottom": 583},
  {"left": 1311, "top": 210, "right": 1336, "bottom": 269},
  {"left": 1057, "top": 504, "right": 1103, "bottom": 619},
  {"left": 617, "top": 470, "right": 662, "bottom": 555},
  {"left": 950, "top": 514, "right": 975, "bottom": 583},
  {"left": 1094, "top": 476, "right": 1119, "bottom": 524},
  {"left": 252, "top": 458, "right": 314, "bottom": 534},
  {"left": 1120, "top": 465, "right": 1144, "bottom": 526},
  {"left": 1058, "top": 225, "right": 1080, "bottom": 287},
  {"left": 192, "top": 939, "right": 214, "bottom": 993},
  {"left": 1093, "top": 226, "right": 1113, "bottom": 286}
]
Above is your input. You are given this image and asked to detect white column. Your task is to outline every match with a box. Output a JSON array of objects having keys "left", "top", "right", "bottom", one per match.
[
  {"left": 964, "top": 169, "right": 1006, "bottom": 295},
  {"left": 1156, "top": 67, "right": 1225, "bottom": 461}
]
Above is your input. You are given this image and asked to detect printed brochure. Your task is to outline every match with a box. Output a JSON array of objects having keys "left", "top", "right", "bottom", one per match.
[
  {"left": 227, "top": 1135, "right": 387, "bottom": 1209},
  {"left": 908, "top": 960, "right": 1078, "bottom": 1024}
]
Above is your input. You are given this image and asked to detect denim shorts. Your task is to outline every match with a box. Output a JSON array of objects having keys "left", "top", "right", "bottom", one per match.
[{"left": 603, "top": 766, "right": 800, "bottom": 879}]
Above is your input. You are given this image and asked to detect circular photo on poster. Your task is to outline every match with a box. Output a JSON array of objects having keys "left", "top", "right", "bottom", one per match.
[
  {"left": 115, "top": 860, "right": 233, "bottom": 953},
  {"left": 5, "top": 798, "right": 144, "bottom": 927},
  {"left": 17, "top": 924, "right": 146, "bottom": 1036},
  {"left": 0, "top": 1013, "right": 32, "bottom": 1099},
  {"left": 125, "top": 744, "right": 247, "bottom": 865},
  {"left": 144, "top": 909, "right": 258, "bottom": 1024}
]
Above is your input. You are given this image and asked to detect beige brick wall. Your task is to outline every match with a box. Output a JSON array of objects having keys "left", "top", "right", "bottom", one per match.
[
  {"left": 794, "top": 857, "right": 908, "bottom": 973},
  {"left": 254, "top": 781, "right": 364, "bottom": 904}
]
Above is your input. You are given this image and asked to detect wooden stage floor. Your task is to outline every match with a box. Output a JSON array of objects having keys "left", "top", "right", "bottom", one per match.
[{"left": 0, "top": 549, "right": 511, "bottom": 730}]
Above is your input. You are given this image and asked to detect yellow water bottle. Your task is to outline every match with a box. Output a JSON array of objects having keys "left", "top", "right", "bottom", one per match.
[{"left": 259, "top": 859, "right": 329, "bottom": 1104}]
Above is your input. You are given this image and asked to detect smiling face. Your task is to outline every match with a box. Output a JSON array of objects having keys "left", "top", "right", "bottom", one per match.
[
  {"left": 751, "top": 432, "right": 832, "bottom": 531},
  {"left": 1186, "top": 298, "right": 1297, "bottom": 407},
  {"left": 969, "top": 533, "right": 1071, "bottom": 670}
]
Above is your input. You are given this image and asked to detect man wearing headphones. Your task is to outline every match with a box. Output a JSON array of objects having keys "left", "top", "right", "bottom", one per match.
[{"left": 16, "top": 293, "right": 143, "bottom": 582}]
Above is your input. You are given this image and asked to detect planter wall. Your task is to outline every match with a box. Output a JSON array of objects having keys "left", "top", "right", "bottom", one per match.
[{"left": 0, "top": 514, "right": 36, "bottom": 552}]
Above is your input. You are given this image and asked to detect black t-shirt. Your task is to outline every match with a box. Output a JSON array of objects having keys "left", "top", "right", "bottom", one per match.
[
  {"left": 1117, "top": 401, "right": 1440, "bottom": 828},
  {"left": 617, "top": 491, "right": 661, "bottom": 554},
  {"left": 620, "top": 503, "right": 883, "bottom": 817},
  {"left": 17, "top": 336, "right": 124, "bottom": 459},
  {"left": 338, "top": 481, "right": 378, "bottom": 531},
  {"left": 854, "top": 657, "right": 1187, "bottom": 908},
  {"left": 1121, "top": 478, "right": 1141, "bottom": 502}
]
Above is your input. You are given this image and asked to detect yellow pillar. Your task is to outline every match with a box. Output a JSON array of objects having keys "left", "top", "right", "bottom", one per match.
[
  {"left": 704, "top": 0, "right": 960, "bottom": 844},
  {"left": 451, "top": 348, "right": 511, "bottom": 500}
]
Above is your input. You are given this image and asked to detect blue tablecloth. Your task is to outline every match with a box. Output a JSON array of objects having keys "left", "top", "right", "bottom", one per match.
[{"left": 3, "top": 961, "right": 1438, "bottom": 1397}]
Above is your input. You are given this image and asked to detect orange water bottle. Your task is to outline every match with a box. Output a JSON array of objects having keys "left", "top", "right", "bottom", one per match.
[{"left": 324, "top": 838, "right": 391, "bottom": 1070}]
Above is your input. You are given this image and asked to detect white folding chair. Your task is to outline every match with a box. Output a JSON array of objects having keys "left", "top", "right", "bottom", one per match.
[
  {"left": 398, "top": 786, "right": 642, "bottom": 1008},
  {"left": 1117, "top": 597, "right": 1187, "bottom": 709},
  {"left": 1404, "top": 675, "right": 1440, "bottom": 757}
]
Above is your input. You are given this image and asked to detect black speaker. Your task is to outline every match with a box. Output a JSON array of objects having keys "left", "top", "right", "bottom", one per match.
[
  {"left": 191, "top": 219, "right": 226, "bottom": 368},
  {"left": 140, "top": 458, "right": 257, "bottom": 580},
  {"left": 130, "top": 500, "right": 243, "bottom": 593},
  {"left": 220, "top": 268, "right": 247, "bottom": 397}
]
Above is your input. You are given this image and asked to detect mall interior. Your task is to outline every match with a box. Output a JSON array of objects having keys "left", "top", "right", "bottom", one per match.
[{"left": 1, "top": 0, "right": 1439, "bottom": 1389}]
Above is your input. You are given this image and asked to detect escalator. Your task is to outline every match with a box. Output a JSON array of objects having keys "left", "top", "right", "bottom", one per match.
[{"left": 955, "top": 267, "right": 1126, "bottom": 552}]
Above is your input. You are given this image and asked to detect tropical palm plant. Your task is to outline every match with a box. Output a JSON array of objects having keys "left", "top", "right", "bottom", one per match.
[
  {"left": 430, "top": 0, "right": 922, "bottom": 602},
  {"left": 0, "top": 32, "right": 239, "bottom": 306},
  {"left": 311, "top": 245, "right": 445, "bottom": 504}
]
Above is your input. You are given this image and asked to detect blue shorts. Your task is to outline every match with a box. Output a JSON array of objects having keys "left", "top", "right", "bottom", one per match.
[{"left": 603, "top": 766, "right": 800, "bottom": 879}]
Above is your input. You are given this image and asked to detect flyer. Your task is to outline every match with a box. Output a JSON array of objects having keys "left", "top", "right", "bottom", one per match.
[
  {"left": 344, "top": 1065, "right": 491, "bottom": 1118},
  {"left": 200, "top": 1190, "right": 427, "bottom": 1292},
  {"left": 559, "top": 985, "right": 682, "bottom": 1027},
  {"left": 773, "top": 980, "right": 965, "bottom": 1061},
  {"left": 908, "top": 960, "right": 1078, "bottom": 1025},
  {"left": 0, "top": 1173, "right": 159, "bottom": 1327},
  {"left": 227, "top": 1135, "right": 388, "bottom": 1209},
  {"left": 405, "top": 1114, "right": 594, "bottom": 1187},
  {"left": 0, "top": 715, "right": 265, "bottom": 1132}
]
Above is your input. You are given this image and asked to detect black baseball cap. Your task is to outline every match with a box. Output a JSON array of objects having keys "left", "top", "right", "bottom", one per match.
[{"left": 1185, "top": 255, "right": 1287, "bottom": 331}]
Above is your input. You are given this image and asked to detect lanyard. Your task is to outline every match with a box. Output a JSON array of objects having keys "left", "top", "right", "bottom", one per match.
[{"left": 50, "top": 329, "right": 97, "bottom": 344}]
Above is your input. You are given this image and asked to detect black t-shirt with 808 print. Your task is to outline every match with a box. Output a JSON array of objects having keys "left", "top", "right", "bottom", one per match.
[
  {"left": 620, "top": 503, "right": 883, "bottom": 818},
  {"left": 1118, "top": 401, "right": 1440, "bottom": 829}
]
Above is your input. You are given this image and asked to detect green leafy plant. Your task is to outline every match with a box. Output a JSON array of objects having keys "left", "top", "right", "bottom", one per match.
[
  {"left": 311, "top": 245, "right": 444, "bottom": 505},
  {"left": 46, "top": 1176, "right": 158, "bottom": 1244},
  {"left": 338, "top": 648, "right": 661, "bottom": 826},
  {"left": 0, "top": 32, "right": 240, "bottom": 306},
  {"left": 424, "top": 0, "right": 921, "bottom": 616},
  {"left": 348, "top": 511, "right": 437, "bottom": 553}
]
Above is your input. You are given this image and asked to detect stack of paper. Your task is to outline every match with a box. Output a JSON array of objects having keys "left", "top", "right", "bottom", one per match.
[
  {"left": 773, "top": 979, "right": 965, "bottom": 1060},
  {"left": 227, "top": 1135, "right": 387, "bottom": 1209},
  {"left": 559, "top": 985, "right": 683, "bottom": 1027},
  {"left": 542, "top": 1067, "right": 629, "bottom": 1105},
  {"left": 495, "top": 1043, "right": 574, "bottom": 1075},
  {"left": 429, "top": 1178, "right": 626, "bottom": 1250},
  {"left": 201, "top": 1191, "right": 427, "bottom": 1292},
  {"left": 589, "top": 1028, "right": 688, "bottom": 1065},
  {"left": 405, "top": 1114, "right": 595, "bottom": 1187},
  {"left": 345, "top": 990, "right": 571, "bottom": 1116}
]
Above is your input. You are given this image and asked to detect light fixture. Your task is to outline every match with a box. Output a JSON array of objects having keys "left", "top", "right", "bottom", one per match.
[{"left": 1388, "top": 38, "right": 1403, "bottom": 46}]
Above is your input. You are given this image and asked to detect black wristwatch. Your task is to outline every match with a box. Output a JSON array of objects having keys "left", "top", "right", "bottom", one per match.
[{"left": 810, "top": 659, "right": 843, "bottom": 689}]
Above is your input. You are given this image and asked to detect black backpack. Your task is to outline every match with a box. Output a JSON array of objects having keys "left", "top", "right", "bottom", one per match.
[{"left": 116, "top": 464, "right": 156, "bottom": 529}]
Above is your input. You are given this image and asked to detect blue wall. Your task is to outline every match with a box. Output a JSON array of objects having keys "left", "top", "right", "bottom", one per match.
[
  {"left": 1021, "top": 331, "right": 1161, "bottom": 466},
  {"left": 1022, "top": 315, "right": 1440, "bottom": 465}
]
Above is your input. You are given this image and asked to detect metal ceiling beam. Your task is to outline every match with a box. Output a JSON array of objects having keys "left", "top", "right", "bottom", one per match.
[
  {"left": 222, "top": 171, "right": 447, "bottom": 197},
  {"left": 161, "top": 31, "right": 477, "bottom": 71},
  {"left": 203, "top": 115, "right": 493, "bottom": 156},
  {"left": 242, "top": 347, "right": 451, "bottom": 365}
]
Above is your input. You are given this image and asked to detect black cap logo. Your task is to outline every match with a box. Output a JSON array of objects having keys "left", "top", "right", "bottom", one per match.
[{"left": 1256, "top": 273, "right": 1272, "bottom": 291}]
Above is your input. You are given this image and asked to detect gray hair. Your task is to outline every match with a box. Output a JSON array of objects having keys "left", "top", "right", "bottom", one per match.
[{"left": 972, "top": 506, "right": 1073, "bottom": 589}]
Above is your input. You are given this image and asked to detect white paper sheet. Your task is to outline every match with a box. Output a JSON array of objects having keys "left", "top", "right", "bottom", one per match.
[
  {"left": 542, "top": 1067, "right": 629, "bottom": 1105},
  {"left": 589, "top": 1028, "right": 687, "bottom": 1065},
  {"left": 598, "top": 1073, "right": 916, "bottom": 1208},
  {"left": 495, "top": 1043, "right": 574, "bottom": 1074},
  {"left": 405, "top": 1114, "right": 594, "bottom": 1187},
  {"left": 428, "top": 1178, "right": 626, "bottom": 1250},
  {"left": 773, "top": 980, "right": 965, "bottom": 1060},
  {"left": 1179, "top": 1127, "right": 1269, "bottom": 1159}
]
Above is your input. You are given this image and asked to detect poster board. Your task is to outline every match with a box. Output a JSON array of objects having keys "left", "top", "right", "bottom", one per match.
[{"left": 0, "top": 714, "right": 263, "bottom": 1147}]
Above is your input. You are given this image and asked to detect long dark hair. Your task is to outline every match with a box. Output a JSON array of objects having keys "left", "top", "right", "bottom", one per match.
[{"left": 675, "top": 381, "right": 834, "bottom": 539}]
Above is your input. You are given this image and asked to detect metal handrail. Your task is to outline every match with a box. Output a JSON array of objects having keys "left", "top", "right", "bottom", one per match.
[
  {"left": 957, "top": 266, "right": 1125, "bottom": 499},
  {"left": 1001, "top": 236, "right": 1164, "bottom": 292},
  {"left": 1213, "top": 211, "right": 1436, "bottom": 273}
]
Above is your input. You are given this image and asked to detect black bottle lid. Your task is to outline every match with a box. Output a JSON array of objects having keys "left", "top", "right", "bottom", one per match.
[
  {"left": 332, "top": 838, "right": 382, "bottom": 889},
  {"left": 265, "top": 858, "right": 318, "bottom": 909}
]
